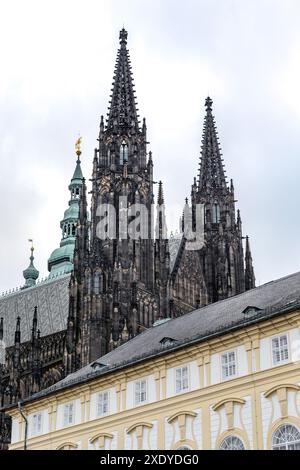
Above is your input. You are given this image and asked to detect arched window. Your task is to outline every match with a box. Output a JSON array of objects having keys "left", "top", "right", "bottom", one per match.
[
  {"left": 94, "top": 273, "right": 100, "bottom": 294},
  {"left": 219, "top": 435, "right": 245, "bottom": 450},
  {"left": 272, "top": 424, "right": 300, "bottom": 450},
  {"left": 120, "top": 140, "right": 128, "bottom": 165},
  {"left": 56, "top": 442, "right": 78, "bottom": 450},
  {"left": 212, "top": 203, "right": 220, "bottom": 223},
  {"left": 176, "top": 445, "right": 192, "bottom": 450}
]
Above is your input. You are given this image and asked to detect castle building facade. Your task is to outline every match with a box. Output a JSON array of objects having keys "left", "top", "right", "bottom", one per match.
[
  {"left": 0, "top": 29, "right": 255, "bottom": 448},
  {"left": 5, "top": 271, "right": 300, "bottom": 450}
]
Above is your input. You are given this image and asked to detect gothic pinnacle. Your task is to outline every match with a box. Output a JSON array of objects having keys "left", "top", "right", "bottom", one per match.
[
  {"left": 158, "top": 181, "right": 164, "bottom": 205},
  {"left": 14, "top": 317, "right": 21, "bottom": 344}
]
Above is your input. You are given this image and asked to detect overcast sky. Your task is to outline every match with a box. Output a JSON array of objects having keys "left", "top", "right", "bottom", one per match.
[{"left": 0, "top": 0, "right": 300, "bottom": 293}]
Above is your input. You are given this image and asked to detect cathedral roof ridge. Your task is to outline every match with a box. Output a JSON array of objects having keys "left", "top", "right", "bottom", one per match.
[{"left": 0, "top": 271, "right": 70, "bottom": 300}]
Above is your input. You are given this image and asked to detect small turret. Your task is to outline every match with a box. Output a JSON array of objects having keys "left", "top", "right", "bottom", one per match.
[
  {"left": 22, "top": 241, "right": 39, "bottom": 289},
  {"left": 48, "top": 138, "right": 84, "bottom": 276}
]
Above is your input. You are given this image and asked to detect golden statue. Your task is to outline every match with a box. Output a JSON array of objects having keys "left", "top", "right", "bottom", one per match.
[{"left": 75, "top": 136, "right": 82, "bottom": 156}]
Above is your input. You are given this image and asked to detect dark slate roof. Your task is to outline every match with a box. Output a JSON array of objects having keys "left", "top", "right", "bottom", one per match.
[
  {"left": 0, "top": 274, "right": 70, "bottom": 347},
  {"left": 6, "top": 270, "right": 299, "bottom": 409}
]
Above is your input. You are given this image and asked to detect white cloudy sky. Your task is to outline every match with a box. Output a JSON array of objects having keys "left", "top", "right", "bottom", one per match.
[{"left": 0, "top": 0, "right": 300, "bottom": 292}]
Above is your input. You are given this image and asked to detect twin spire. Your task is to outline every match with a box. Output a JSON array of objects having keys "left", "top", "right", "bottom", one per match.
[
  {"left": 198, "top": 97, "right": 227, "bottom": 191},
  {"left": 106, "top": 28, "right": 140, "bottom": 133}
]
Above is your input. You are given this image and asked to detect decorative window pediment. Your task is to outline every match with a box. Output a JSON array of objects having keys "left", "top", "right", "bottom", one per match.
[
  {"left": 167, "top": 411, "right": 197, "bottom": 443},
  {"left": 264, "top": 384, "right": 300, "bottom": 418},
  {"left": 57, "top": 442, "right": 78, "bottom": 450},
  {"left": 127, "top": 422, "right": 153, "bottom": 450},
  {"left": 213, "top": 398, "right": 246, "bottom": 431},
  {"left": 90, "top": 432, "right": 113, "bottom": 450}
]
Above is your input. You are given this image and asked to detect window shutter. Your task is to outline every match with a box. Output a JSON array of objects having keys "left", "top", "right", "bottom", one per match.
[
  {"left": 135, "top": 382, "right": 140, "bottom": 405},
  {"left": 176, "top": 368, "right": 182, "bottom": 393}
]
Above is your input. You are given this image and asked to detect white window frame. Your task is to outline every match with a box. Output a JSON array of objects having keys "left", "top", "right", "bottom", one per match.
[
  {"left": 31, "top": 412, "right": 43, "bottom": 437},
  {"left": 63, "top": 402, "right": 75, "bottom": 427},
  {"left": 271, "top": 333, "right": 289, "bottom": 366},
  {"left": 221, "top": 350, "right": 237, "bottom": 381},
  {"left": 175, "top": 365, "right": 190, "bottom": 394},
  {"left": 134, "top": 379, "right": 147, "bottom": 406},
  {"left": 96, "top": 390, "right": 110, "bottom": 417}
]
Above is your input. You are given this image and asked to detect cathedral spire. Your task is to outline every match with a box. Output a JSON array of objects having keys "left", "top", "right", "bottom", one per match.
[
  {"left": 198, "top": 97, "right": 227, "bottom": 191},
  {"left": 245, "top": 236, "right": 255, "bottom": 290},
  {"left": 106, "top": 29, "right": 140, "bottom": 132}
]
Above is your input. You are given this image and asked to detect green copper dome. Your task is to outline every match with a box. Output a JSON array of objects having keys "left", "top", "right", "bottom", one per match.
[
  {"left": 23, "top": 247, "right": 39, "bottom": 288},
  {"left": 48, "top": 154, "right": 84, "bottom": 276},
  {"left": 63, "top": 202, "right": 80, "bottom": 221}
]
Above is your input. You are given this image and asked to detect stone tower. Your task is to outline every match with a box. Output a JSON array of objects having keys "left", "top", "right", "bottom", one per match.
[
  {"left": 193, "top": 97, "right": 255, "bottom": 303},
  {"left": 64, "top": 29, "right": 169, "bottom": 373},
  {"left": 170, "top": 97, "right": 255, "bottom": 314}
]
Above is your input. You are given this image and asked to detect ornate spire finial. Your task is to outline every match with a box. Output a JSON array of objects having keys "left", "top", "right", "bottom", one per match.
[
  {"left": 75, "top": 136, "right": 82, "bottom": 158},
  {"left": 28, "top": 238, "right": 34, "bottom": 259},
  {"left": 205, "top": 96, "right": 213, "bottom": 111},
  {"left": 22, "top": 239, "right": 39, "bottom": 288},
  {"left": 119, "top": 28, "right": 128, "bottom": 46}
]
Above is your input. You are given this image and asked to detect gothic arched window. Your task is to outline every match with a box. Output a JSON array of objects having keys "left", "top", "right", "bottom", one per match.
[
  {"left": 212, "top": 203, "right": 220, "bottom": 223},
  {"left": 120, "top": 140, "right": 128, "bottom": 165},
  {"left": 94, "top": 273, "right": 100, "bottom": 294},
  {"left": 219, "top": 435, "right": 245, "bottom": 450},
  {"left": 272, "top": 424, "right": 300, "bottom": 450}
]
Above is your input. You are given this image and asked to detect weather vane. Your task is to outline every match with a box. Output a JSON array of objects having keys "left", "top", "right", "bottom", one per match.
[{"left": 75, "top": 135, "right": 82, "bottom": 157}]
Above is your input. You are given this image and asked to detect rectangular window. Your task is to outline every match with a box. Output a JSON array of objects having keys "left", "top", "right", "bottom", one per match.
[
  {"left": 63, "top": 402, "right": 74, "bottom": 427},
  {"left": 135, "top": 380, "right": 147, "bottom": 405},
  {"left": 272, "top": 334, "right": 289, "bottom": 365},
  {"left": 221, "top": 351, "right": 236, "bottom": 380},
  {"left": 97, "top": 391, "right": 109, "bottom": 416},
  {"left": 175, "top": 366, "right": 189, "bottom": 393},
  {"left": 31, "top": 413, "right": 42, "bottom": 436}
]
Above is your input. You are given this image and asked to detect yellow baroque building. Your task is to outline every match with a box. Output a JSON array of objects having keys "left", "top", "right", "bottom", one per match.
[{"left": 4, "top": 271, "right": 300, "bottom": 450}]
